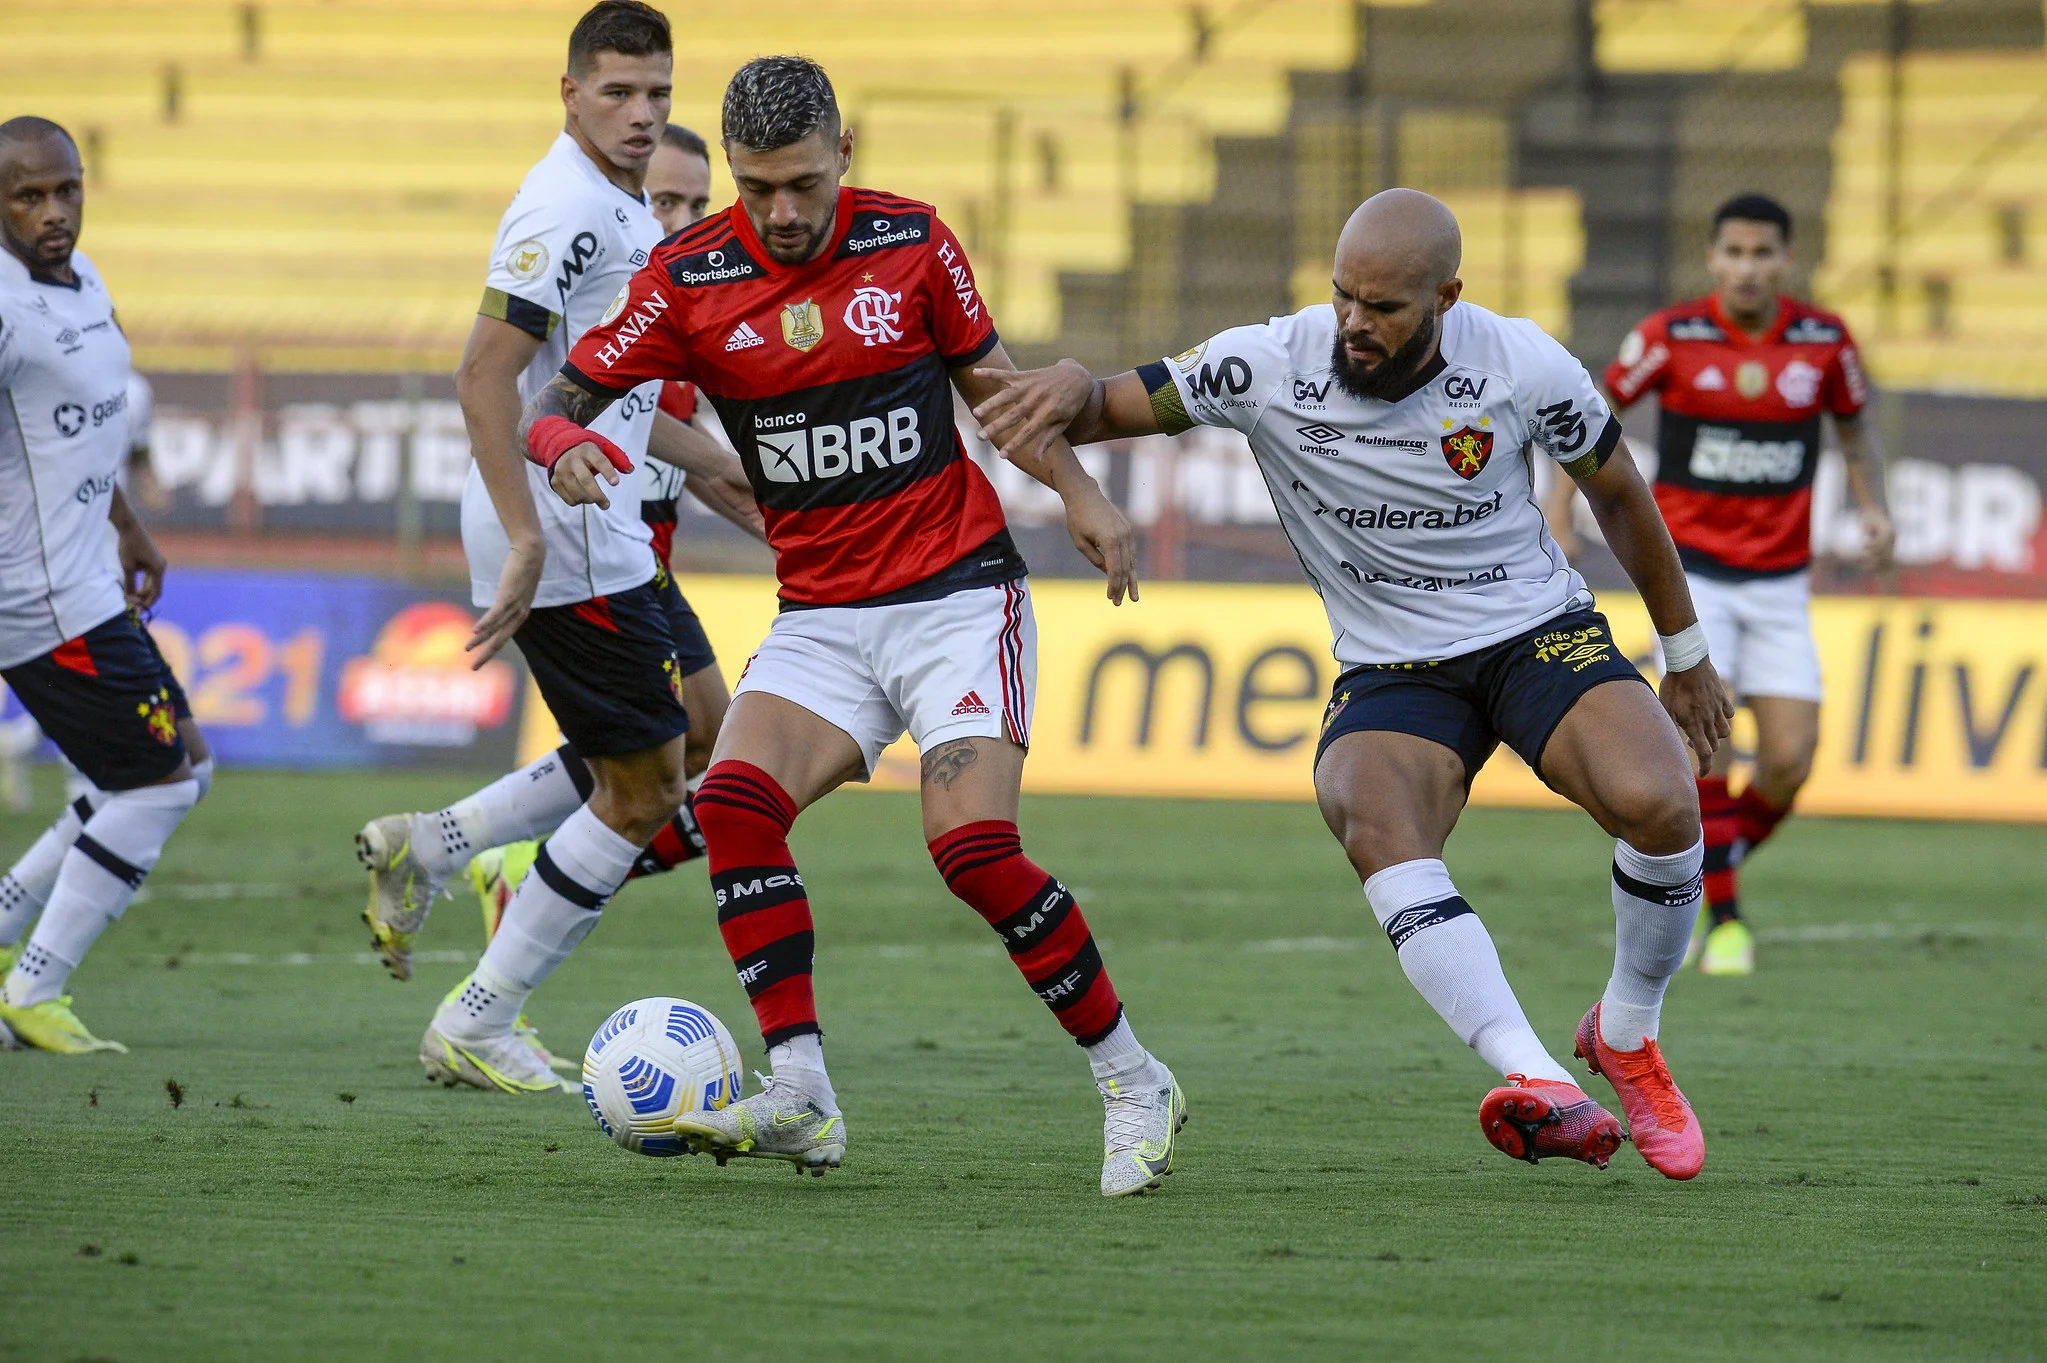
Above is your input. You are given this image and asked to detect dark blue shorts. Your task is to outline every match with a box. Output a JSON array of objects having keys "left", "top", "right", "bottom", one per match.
[
  {"left": 651, "top": 559, "right": 718, "bottom": 678},
  {"left": 1313, "top": 607, "right": 1649, "bottom": 788},
  {"left": 2, "top": 609, "right": 189, "bottom": 789},
  {"left": 514, "top": 579, "right": 690, "bottom": 760}
]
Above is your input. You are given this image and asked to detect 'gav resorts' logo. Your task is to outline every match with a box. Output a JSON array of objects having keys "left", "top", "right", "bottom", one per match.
[{"left": 339, "top": 602, "right": 514, "bottom": 746}]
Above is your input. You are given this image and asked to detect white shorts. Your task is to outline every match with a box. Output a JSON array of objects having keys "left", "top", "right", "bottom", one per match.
[
  {"left": 1685, "top": 570, "right": 1824, "bottom": 703},
  {"left": 732, "top": 579, "right": 1036, "bottom": 776}
]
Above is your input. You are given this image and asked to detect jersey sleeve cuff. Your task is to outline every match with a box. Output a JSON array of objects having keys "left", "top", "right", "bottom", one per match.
[
  {"left": 1560, "top": 415, "right": 1624, "bottom": 480},
  {"left": 561, "top": 361, "right": 634, "bottom": 398},
  {"left": 479, "top": 287, "right": 559, "bottom": 342},
  {"left": 1136, "top": 360, "right": 1194, "bottom": 435},
  {"left": 940, "top": 328, "right": 1001, "bottom": 367}
]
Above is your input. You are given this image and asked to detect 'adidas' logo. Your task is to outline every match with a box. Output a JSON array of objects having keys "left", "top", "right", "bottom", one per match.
[
  {"left": 951, "top": 690, "right": 991, "bottom": 716},
  {"left": 724, "top": 321, "right": 766, "bottom": 351}
]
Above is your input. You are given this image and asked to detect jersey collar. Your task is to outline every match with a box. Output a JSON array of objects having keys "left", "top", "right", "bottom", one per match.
[
  {"left": 557, "top": 131, "right": 649, "bottom": 208},
  {"left": 1707, "top": 292, "right": 1786, "bottom": 346},
  {"left": 732, "top": 186, "right": 855, "bottom": 276},
  {"left": 0, "top": 246, "right": 80, "bottom": 291},
  {"left": 1370, "top": 350, "right": 1447, "bottom": 405}
]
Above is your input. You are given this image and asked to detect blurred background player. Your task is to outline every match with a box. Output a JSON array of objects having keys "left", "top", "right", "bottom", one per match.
[
  {"left": 529, "top": 56, "right": 1184, "bottom": 1196},
  {"left": 352, "top": 2, "right": 736, "bottom": 1094},
  {"left": 467, "top": 120, "right": 759, "bottom": 938},
  {"left": 1549, "top": 193, "right": 1893, "bottom": 976},
  {"left": 974, "top": 189, "right": 1733, "bottom": 1181},
  {"left": 0, "top": 116, "right": 214, "bottom": 1053}
]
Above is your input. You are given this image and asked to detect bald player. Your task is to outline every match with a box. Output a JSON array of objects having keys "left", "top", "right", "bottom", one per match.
[{"left": 972, "top": 189, "right": 1733, "bottom": 1181}]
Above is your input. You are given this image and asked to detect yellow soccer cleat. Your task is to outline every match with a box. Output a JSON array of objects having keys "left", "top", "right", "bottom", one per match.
[
  {"left": 420, "top": 1017, "right": 571, "bottom": 1094},
  {"left": 0, "top": 995, "right": 128, "bottom": 1054},
  {"left": 467, "top": 840, "right": 540, "bottom": 942},
  {"left": 354, "top": 813, "right": 445, "bottom": 981},
  {"left": 1699, "top": 918, "right": 1756, "bottom": 976}
]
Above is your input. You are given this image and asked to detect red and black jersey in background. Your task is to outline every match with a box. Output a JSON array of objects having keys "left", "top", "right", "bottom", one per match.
[
  {"left": 1604, "top": 295, "right": 1867, "bottom": 578},
  {"left": 640, "top": 380, "right": 697, "bottom": 565},
  {"left": 564, "top": 186, "right": 1016, "bottom": 607}
]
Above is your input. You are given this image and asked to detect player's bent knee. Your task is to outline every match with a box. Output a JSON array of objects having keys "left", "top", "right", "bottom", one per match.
[{"left": 1613, "top": 778, "right": 1701, "bottom": 856}]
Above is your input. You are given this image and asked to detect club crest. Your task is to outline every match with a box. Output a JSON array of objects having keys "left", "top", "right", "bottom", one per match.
[{"left": 1440, "top": 425, "right": 1494, "bottom": 480}]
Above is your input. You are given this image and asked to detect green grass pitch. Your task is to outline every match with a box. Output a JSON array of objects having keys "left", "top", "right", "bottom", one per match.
[{"left": 1, "top": 768, "right": 2043, "bottom": 1361}]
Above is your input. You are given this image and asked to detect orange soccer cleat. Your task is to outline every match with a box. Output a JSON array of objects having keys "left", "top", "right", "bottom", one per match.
[
  {"left": 1575, "top": 1003, "right": 1706, "bottom": 1180},
  {"left": 1480, "top": 1075, "right": 1626, "bottom": 1168}
]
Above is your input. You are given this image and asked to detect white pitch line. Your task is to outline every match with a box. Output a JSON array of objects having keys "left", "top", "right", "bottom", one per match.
[
  {"left": 1243, "top": 936, "right": 1366, "bottom": 954},
  {"left": 133, "top": 883, "right": 299, "bottom": 903}
]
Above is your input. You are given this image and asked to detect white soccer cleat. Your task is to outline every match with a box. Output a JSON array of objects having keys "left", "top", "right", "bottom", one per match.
[
  {"left": 420, "top": 1018, "right": 572, "bottom": 1095},
  {"left": 1099, "top": 1066, "right": 1187, "bottom": 1197},
  {"left": 355, "top": 813, "right": 444, "bottom": 982},
  {"left": 671, "top": 1073, "right": 847, "bottom": 1175}
]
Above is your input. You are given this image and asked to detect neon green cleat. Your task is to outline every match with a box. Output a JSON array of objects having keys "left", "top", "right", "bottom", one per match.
[
  {"left": 435, "top": 973, "right": 569, "bottom": 1074},
  {"left": 672, "top": 1074, "right": 848, "bottom": 1174},
  {"left": 1100, "top": 1067, "right": 1187, "bottom": 1197},
  {"left": 467, "top": 840, "right": 540, "bottom": 942},
  {"left": 354, "top": 813, "right": 445, "bottom": 982},
  {"left": 420, "top": 1016, "right": 571, "bottom": 1094},
  {"left": 1699, "top": 918, "right": 1756, "bottom": 976},
  {"left": 0, "top": 995, "right": 128, "bottom": 1054}
]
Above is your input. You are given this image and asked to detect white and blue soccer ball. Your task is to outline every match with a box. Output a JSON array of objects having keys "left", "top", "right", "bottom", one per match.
[{"left": 582, "top": 997, "right": 744, "bottom": 1157}]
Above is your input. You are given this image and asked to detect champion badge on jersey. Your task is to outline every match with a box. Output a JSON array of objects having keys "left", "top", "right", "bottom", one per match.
[
  {"left": 1440, "top": 425, "right": 1494, "bottom": 480},
  {"left": 505, "top": 238, "right": 549, "bottom": 282},
  {"left": 1735, "top": 360, "right": 1769, "bottom": 400},
  {"left": 600, "top": 285, "right": 630, "bottom": 326},
  {"left": 781, "top": 299, "right": 825, "bottom": 352}
]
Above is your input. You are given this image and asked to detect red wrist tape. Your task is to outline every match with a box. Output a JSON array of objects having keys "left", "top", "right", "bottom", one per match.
[{"left": 526, "top": 415, "right": 633, "bottom": 475}]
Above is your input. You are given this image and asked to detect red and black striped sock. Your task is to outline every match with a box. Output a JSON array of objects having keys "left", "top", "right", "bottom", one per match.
[
  {"left": 626, "top": 792, "right": 706, "bottom": 880},
  {"left": 694, "top": 761, "right": 817, "bottom": 1046},
  {"left": 1698, "top": 774, "right": 1741, "bottom": 925},
  {"left": 1731, "top": 785, "right": 1790, "bottom": 856},
  {"left": 929, "top": 820, "right": 1123, "bottom": 1046}
]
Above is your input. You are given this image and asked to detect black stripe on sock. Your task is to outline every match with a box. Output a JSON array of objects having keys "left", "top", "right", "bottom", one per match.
[
  {"left": 712, "top": 865, "right": 807, "bottom": 922},
  {"left": 761, "top": 1021, "right": 823, "bottom": 1047},
  {"left": 735, "top": 930, "right": 814, "bottom": 998},
  {"left": 532, "top": 842, "right": 609, "bottom": 911},
  {"left": 990, "top": 877, "right": 1074, "bottom": 955},
  {"left": 1029, "top": 936, "right": 1105, "bottom": 1014},
  {"left": 73, "top": 833, "right": 146, "bottom": 889},
  {"left": 1382, "top": 895, "right": 1474, "bottom": 950},
  {"left": 556, "top": 745, "right": 596, "bottom": 803},
  {"left": 1075, "top": 1002, "right": 1125, "bottom": 1049},
  {"left": 70, "top": 795, "right": 95, "bottom": 824},
  {"left": 694, "top": 783, "right": 789, "bottom": 826},
  {"left": 1612, "top": 861, "right": 1705, "bottom": 909},
  {"left": 936, "top": 836, "right": 1023, "bottom": 884}
]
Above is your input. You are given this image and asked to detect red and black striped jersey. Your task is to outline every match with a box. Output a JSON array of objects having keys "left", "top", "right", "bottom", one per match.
[
  {"left": 563, "top": 186, "right": 1014, "bottom": 607},
  {"left": 1605, "top": 294, "right": 1867, "bottom": 578},
  {"left": 642, "top": 380, "right": 697, "bottom": 565}
]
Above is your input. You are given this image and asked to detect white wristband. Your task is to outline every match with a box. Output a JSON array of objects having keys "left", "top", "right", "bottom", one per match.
[{"left": 1659, "top": 622, "right": 1709, "bottom": 674}]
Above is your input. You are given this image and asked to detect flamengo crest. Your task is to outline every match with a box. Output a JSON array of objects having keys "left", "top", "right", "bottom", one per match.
[{"left": 1440, "top": 425, "right": 1494, "bottom": 480}]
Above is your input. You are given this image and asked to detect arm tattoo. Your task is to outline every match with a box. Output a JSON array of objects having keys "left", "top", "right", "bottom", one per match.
[
  {"left": 920, "top": 738, "right": 981, "bottom": 791},
  {"left": 518, "top": 373, "right": 613, "bottom": 445}
]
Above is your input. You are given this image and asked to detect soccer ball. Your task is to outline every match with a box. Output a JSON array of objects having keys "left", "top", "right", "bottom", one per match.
[{"left": 582, "top": 997, "right": 744, "bottom": 1157}]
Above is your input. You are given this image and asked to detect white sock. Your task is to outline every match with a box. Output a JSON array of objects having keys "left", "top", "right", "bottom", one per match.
[
  {"left": 1364, "top": 858, "right": 1573, "bottom": 1084},
  {"left": 439, "top": 803, "right": 635, "bottom": 1038},
  {"left": 191, "top": 756, "right": 216, "bottom": 802},
  {"left": 1601, "top": 837, "right": 1705, "bottom": 1052},
  {"left": 0, "top": 790, "right": 103, "bottom": 946},
  {"left": 1084, "top": 1014, "right": 1157, "bottom": 1085},
  {"left": 412, "top": 747, "right": 588, "bottom": 879},
  {"left": 769, "top": 1032, "right": 841, "bottom": 1115},
  {"left": 2, "top": 779, "right": 200, "bottom": 1007}
]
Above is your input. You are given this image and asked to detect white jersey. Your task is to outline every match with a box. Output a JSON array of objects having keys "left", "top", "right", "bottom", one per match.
[
  {"left": 1145, "top": 301, "right": 1620, "bottom": 665},
  {"left": 0, "top": 249, "right": 132, "bottom": 670},
  {"left": 463, "top": 131, "right": 665, "bottom": 609}
]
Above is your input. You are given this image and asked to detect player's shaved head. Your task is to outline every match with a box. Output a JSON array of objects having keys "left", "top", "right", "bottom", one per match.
[
  {"left": 0, "top": 116, "right": 84, "bottom": 276},
  {"left": 1327, "top": 189, "right": 1463, "bottom": 402}
]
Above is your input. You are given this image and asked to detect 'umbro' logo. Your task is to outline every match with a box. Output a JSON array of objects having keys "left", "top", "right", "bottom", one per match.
[{"left": 724, "top": 321, "right": 766, "bottom": 352}]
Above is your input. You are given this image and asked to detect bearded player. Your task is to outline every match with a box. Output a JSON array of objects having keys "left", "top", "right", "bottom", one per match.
[
  {"left": 0, "top": 117, "right": 215, "bottom": 1053},
  {"left": 974, "top": 189, "right": 1734, "bottom": 1180},
  {"left": 524, "top": 56, "right": 1186, "bottom": 1197},
  {"left": 1550, "top": 194, "right": 1892, "bottom": 975}
]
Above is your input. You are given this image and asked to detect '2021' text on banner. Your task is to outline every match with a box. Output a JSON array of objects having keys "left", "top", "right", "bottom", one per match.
[{"left": 525, "top": 577, "right": 2047, "bottom": 824}]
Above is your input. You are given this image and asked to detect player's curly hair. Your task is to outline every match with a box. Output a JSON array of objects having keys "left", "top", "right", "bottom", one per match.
[
  {"left": 722, "top": 55, "right": 839, "bottom": 153},
  {"left": 567, "top": 1, "right": 670, "bottom": 78}
]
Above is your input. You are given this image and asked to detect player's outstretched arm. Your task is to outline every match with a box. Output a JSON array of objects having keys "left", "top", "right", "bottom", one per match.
[
  {"left": 955, "top": 347, "right": 1140, "bottom": 605},
  {"left": 1570, "top": 437, "right": 1735, "bottom": 770},
  {"left": 458, "top": 314, "right": 549, "bottom": 666},
  {"left": 969, "top": 358, "right": 1161, "bottom": 461},
  {"left": 648, "top": 410, "right": 766, "bottom": 542},
  {"left": 517, "top": 371, "right": 629, "bottom": 512}
]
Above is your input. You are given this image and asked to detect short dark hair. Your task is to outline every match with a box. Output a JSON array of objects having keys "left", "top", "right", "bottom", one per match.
[
  {"left": 0, "top": 115, "right": 76, "bottom": 152},
  {"left": 1712, "top": 192, "right": 1792, "bottom": 244},
  {"left": 661, "top": 123, "right": 709, "bottom": 161},
  {"left": 567, "top": 1, "right": 670, "bottom": 78},
  {"left": 722, "top": 56, "right": 839, "bottom": 152}
]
